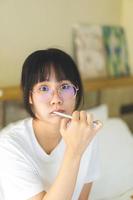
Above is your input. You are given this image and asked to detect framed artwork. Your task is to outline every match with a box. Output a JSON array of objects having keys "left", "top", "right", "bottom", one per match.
[
  {"left": 102, "top": 26, "right": 130, "bottom": 77},
  {"left": 73, "top": 25, "right": 130, "bottom": 79}
]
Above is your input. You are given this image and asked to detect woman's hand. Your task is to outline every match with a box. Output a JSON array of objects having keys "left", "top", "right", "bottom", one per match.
[{"left": 60, "top": 110, "right": 102, "bottom": 157}]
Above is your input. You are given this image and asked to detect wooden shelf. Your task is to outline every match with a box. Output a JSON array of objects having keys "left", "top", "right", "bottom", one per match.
[
  {"left": 83, "top": 76, "right": 133, "bottom": 92},
  {"left": 0, "top": 76, "right": 133, "bottom": 101},
  {"left": 0, "top": 86, "right": 22, "bottom": 101}
]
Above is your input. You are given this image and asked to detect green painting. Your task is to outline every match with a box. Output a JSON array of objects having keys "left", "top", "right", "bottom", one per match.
[
  {"left": 73, "top": 25, "right": 130, "bottom": 79},
  {"left": 102, "top": 26, "right": 130, "bottom": 77}
]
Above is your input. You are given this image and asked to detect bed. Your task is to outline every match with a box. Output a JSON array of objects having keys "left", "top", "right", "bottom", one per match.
[
  {"left": 0, "top": 87, "right": 133, "bottom": 199},
  {"left": 87, "top": 105, "right": 133, "bottom": 200}
]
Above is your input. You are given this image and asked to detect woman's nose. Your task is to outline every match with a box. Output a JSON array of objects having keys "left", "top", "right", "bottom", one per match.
[{"left": 50, "top": 92, "right": 63, "bottom": 105}]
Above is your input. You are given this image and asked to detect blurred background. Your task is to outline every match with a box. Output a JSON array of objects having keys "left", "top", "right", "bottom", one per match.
[
  {"left": 0, "top": 0, "right": 132, "bottom": 86},
  {"left": 0, "top": 1, "right": 133, "bottom": 199},
  {"left": 0, "top": 0, "right": 133, "bottom": 130}
]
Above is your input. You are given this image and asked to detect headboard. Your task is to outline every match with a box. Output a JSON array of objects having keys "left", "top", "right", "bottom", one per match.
[{"left": 0, "top": 76, "right": 133, "bottom": 101}]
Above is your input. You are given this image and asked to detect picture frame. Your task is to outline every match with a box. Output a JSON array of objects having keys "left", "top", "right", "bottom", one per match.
[{"left": 73, "top": 24, "right": 130, "bottom": 79}]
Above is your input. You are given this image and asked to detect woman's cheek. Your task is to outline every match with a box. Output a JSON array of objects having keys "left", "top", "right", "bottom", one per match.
[{"left": 66, "top": 99, "right": 76, "bottom": 115}]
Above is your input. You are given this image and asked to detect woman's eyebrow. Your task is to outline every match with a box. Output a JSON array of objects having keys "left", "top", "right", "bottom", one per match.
[
  {"left": 36, "top": 80, "right": 70, "bottom": 86},
  {"left": 59, "top": 80, "right": 70, "bottom": 83}
]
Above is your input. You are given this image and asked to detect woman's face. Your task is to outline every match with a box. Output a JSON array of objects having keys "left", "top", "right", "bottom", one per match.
[{"left": 29, "top": 69, "right": 77, "bottom": 126}]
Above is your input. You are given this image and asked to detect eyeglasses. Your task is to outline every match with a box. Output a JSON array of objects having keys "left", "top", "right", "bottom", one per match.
[{"left": 31, "top": 83, "right": 79, "bottom": 102}]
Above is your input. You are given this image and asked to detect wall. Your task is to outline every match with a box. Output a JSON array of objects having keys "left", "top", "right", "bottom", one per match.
[
  {"left": 122, "top": 0, "right": 133, "bottom": 74},
  {"left": 0, "top": 0, "right": 122, "bottom": 86}
]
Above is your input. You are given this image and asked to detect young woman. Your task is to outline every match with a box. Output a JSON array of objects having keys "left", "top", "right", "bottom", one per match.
[{"left": 0, "top": 48, "right": 102, "bottom": 200}]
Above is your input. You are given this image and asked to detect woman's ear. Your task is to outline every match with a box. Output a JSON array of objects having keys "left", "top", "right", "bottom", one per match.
[{"left": 29, "top": 92, "right": 33, "bottom": 104}]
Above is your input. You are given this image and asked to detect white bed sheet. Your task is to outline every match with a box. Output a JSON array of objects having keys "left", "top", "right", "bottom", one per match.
[
  {"left": 89, "top": 118, "right": 133, "bottom": 200},
  {"left": 109, "top": 187, "right": 133, "bottom": 200}
]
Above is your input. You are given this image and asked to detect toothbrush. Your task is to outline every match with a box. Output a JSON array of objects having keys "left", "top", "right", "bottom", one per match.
[
  {"left": 53, "top": 111, "right": 98, "bottom": 127},
  {"left": 53, "top": 111, "right": 73, "bottom": 119}
]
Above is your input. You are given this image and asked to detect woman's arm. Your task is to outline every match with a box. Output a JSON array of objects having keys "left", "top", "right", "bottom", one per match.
[
  {"left": 78, "top": 182, "right": 93, "bottom": 200},
  {"left": 29, "top": 111, "right": 102, "bottom": 200},
  {"left": 29, "top": 159, "right": 92, "bottom": 200},
  {"left": 29, "top": 149, "right": 82, "bottom": 200}
]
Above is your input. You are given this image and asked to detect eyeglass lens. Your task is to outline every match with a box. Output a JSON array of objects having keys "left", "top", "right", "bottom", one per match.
[{"left": 37, "top": 84, "right": 77, "bottom": 101}]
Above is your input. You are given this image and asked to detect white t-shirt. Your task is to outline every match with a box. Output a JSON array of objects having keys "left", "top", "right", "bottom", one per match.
[{"left": 0, "top": 118, "right": 100, "bottom": 200}]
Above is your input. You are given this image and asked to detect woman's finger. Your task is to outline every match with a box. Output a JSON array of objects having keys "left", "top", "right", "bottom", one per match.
[
  {"left": 72, "top": 111, "right": 80, "bottom": 121},
  {"left": 87, "top": 113, "right": 93, "bottom": 127},
  {"left": 80, "top": 110, "right": 87, "bottom": 123}
]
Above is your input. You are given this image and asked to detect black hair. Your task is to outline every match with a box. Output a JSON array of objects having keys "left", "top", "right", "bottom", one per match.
[{"left": 21, "top": 48, "right": 84, "bottom": 118}]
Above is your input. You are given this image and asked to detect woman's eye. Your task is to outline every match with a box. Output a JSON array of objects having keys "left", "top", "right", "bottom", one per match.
[
  {"left": 61, "top": 84, "right": 71, "bottom": 90},
  {"left": 39, "top": 86, "right": 49, "bottom": 92}
]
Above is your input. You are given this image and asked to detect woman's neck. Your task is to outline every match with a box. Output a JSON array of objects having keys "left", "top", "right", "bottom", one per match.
[{"left": 32, "top": 119, "right": 62, "bottom": 154}]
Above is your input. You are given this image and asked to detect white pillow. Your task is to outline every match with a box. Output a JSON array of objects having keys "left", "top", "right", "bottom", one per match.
[
  {"left": 86, "top": 104, "right": 108, "bottom": 122},
  {"left": 90, "top": 118, "right": 133, "bottom": 200}
]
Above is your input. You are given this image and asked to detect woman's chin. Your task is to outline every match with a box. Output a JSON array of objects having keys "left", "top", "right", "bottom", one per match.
[
  {"left": 45, "top": 115, "right": 62, "bottom": 125},
  {"left": 51, "top": 117, "right": 62, "bottom": 125}
]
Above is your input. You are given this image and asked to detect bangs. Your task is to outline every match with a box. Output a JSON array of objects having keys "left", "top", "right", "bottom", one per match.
[{"left": 34, "top": 62, "right": 72, "bottom": 84}]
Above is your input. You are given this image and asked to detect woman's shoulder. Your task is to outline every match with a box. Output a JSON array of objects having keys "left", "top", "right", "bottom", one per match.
[
  {"left": 0, "top": 118, "right": 34, "bottom": 165},
  {"left": 0, "top": 118, "right": 33, "bottom": 150},
  {"left": 0, "top": 118, "right": 32, "bottom": 136}
]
